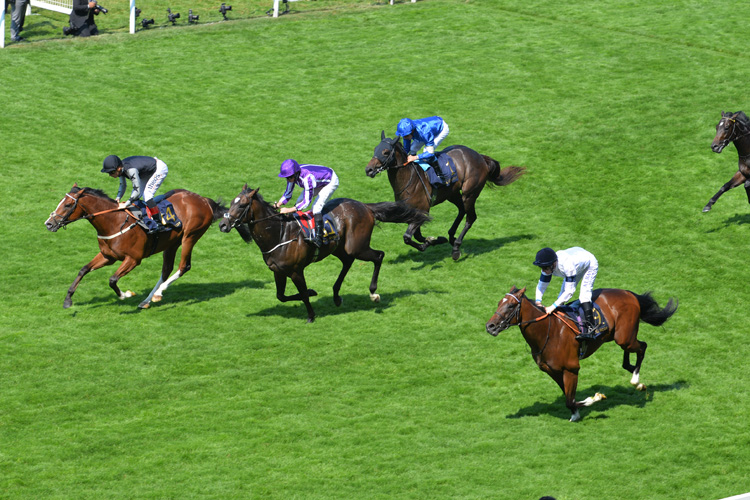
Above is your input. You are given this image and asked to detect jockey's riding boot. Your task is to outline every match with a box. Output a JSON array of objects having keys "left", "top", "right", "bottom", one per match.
[
  {"left": 576, "top": 301, "right": 597, "bottom": 341},
  {"left": 311, "top": 213, "right": 324, "bottom": 247},
  {"left": 146, "top": 200, "right": 167, "bottom": 227},
  {"left": 429, "top": 157, "right": 448, "bottom": 185}
]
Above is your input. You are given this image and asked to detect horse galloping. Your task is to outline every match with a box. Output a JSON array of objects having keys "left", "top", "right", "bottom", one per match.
[
  {"left": 703, "top": 111, "right": 750, "bottom": 213},
  {"left": 365, "top": 131, "right": 525, "bottom": 260},
  {"left": 45, "top": 185, "right": 226, "bottom": 309},
  {"left": 219, "top": 185, "right": 430, "bottom": 322},
  {"left": 485, "top": 286, "right": 678, "bottom": 422}
]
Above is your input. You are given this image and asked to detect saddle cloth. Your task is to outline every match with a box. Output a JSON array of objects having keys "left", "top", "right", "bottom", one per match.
[
  {"left": 556, "top": 300, "right": 609, "bottom": 337},
  {"left": 132, "top": 196, "right": 182, "bottom": 233},
  {"left": 416, "top": 152, "right": 459, "bottom": 188},
  {"left": 292, "top": 211, "right": 339, "bottom": 244}
]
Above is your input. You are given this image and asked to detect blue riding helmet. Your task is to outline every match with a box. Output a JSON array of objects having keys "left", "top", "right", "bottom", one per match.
[
  {"left": 396, "top": 118, "right": 415, "bottom": 138},
  {"left": 533, "top": 247, "right": 557, "bottom": 267}
]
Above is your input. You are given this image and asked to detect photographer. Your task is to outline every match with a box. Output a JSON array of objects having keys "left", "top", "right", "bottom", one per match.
[{"left": 65, "top": 0, "right": 103, "bottom": 37}]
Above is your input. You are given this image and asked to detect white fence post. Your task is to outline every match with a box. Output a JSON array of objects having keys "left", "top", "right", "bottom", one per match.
[
  {"left": 1, "top": 7, "right": 5, "bottom": 48},
  {"left": 272, "top": 0, "right": 279, "bottom": 17},
  {"left": 129, "top": 0, "right": 135, "bottom": 33}
]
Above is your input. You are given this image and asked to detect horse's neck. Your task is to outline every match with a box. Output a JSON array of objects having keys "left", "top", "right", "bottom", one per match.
[
  {"left": 388, "top": 162, "right": 429, "bottom": 202},
  {"left": 518, "top": 297, "right": 554, "bottom": 348},
  {"left": 735, "top": 135, "right": 750, "bottom": 160},
  {"left": 81, "top": 195, "right": 126, "bottom": 231},
  {"left": 248, "top": 202, "right": 291, "bottom": 249}
]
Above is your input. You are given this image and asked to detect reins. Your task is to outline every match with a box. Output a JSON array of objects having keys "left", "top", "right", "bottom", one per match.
[{"left": 226, "top": 194, "right": 300, "bottom": 255}]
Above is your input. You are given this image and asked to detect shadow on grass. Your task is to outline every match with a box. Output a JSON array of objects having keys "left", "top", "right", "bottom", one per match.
[
  {"left": 247, "top": 288, "right": 437, "bottom": 321},
  {"left": 705, "top": 212, "right": 750, "bottom": 232},
  {"left": 77, "top": 279, "right": 266, "bottom": 312},
  {"left": 387, "top": 233, "right": 536, "bottom": 269},
  {"left": 506, "top": 379, "right": 690, "bottom": 421}
]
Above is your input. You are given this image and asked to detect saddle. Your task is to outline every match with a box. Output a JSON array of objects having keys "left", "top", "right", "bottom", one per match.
[
  {"left": 292, "top": 211, "right": 339, "bottom": 245},
  {"left": 556, "top": 300, "right": 609, "bottom": 338},
  {"left": 132, "top": 195, "right": 182, "bottom": 234},
  {"left": 416, "top": 152, "right": 459, "bottom": 188}
]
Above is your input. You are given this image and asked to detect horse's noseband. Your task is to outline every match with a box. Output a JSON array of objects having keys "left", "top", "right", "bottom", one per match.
[
  {"left": 493, "top": 293, "right": 522, "bottom": 331},
  {"left": 225, "top": 199, "right": 252, "bottom": 228}
]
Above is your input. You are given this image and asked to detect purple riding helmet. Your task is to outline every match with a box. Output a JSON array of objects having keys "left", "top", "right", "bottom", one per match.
[{"left": 278, "top": 159, "right": 301, "bottom": 178}]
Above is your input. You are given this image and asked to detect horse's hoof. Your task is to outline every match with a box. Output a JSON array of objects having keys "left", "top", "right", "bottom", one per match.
[
  {"left": 63, "top": 299, "right": 72, "bottom": 309},
  {"left": 636, "top": 383, "right": 646, "bottom": 391},
  {"left": 119, "top": 290, "right": 134, "bottom": 300},
  {"left": 702, "top": 205, "right": 711, "bottom": 213},
  {"left": 138, "top": 302, "right": 150, "bottom": 309},
  {"left": 452, "top": 249, "right": 461, "bottom": 261},
  {"left": 569, "top": 410, "right": 582, "bottom": 422},
  {"left": 308, "top": 289, "right": 318, "bottom": 297},
  {"left": 334, "top": 296, "right": 343, "bottom": 307},
  {"left": 370, "top": 293, "right": 381, "bottom": 303},
  {"left": 152, "top": 295, "right": 162, "bottom": 303},
  {"left": 306, "top": 317, "right": 315, "bottom": 323}
]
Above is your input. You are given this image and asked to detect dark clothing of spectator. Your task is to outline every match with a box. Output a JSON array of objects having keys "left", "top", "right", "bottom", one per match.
[
  {"left": 68, "top": 0, "right": 99, "bottom": 37},
  {"left": 9, "top": 0, "right": 30, "bottom": 41}
]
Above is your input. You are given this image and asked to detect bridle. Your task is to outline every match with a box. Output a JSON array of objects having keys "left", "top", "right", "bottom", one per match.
[
  {"left": 223, "top": 195, "right": 254, "bottom": 229},
  {"left": 223, "top": 192, "right": 298, "bottom": 254},
  {"left": 48, "top": 191, "right": 89, "bottom": 229},
  {"left": 717, "top": 115, "right": 750, "bottom": 151},
  {"left": 370, "top": 137, "right": 408, "bottom": 175}
]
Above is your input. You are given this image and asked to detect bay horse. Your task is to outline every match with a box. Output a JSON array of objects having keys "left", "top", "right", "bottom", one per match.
[
  {"left": 218, "top": 185, "right": 430, "bottom": 322},
  {"left": 45, "top": 184, "right": 226, "bottom": 309},
  {"left": 703, "top": 111, "right": 750, "bottom": 212},
  {"left": 365, "top": 131, "right": 525, "bottom": 260},
  {"left": 485, "top": 286, "right": 678, "bottom": 422}
]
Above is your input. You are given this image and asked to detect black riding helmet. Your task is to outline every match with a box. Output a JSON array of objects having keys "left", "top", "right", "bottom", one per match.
[
  {"left": 533, "top": 247, "right": 557, "bottom": 267},
  {"left": 101, "top": 155, "right": 123, "bottom": 173}
]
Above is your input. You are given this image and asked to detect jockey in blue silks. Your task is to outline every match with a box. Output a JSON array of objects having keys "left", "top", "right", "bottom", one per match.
[{"left": 396, "top": 116, "right": 450, "bottom": 181}]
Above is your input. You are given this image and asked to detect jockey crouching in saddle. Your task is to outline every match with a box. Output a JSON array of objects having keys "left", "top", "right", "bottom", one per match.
[
  {"left": 397, "top": 116, "right": 450, "bottom": 184},
  {"left": 533, "top": 246, "right": 599, "bottom": 341},
  {"left": 101, "top": 154, "right": 169, "bottom": 231},
  {"left": 273, "top": 159, "right": 339, "bottom": 247}
]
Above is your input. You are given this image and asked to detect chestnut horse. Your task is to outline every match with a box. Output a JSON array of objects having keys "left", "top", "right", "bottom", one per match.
[
  {"left": 365, "top": 132, "right": 525, "bottom": 260},
  {"left": 485, "top": 286, "right": 678, "bottom": 422},
  {"left": 45, "top": 185, "right": 226, "bottom": 309},
  {"left": 703, "top": 111, "right": 750, "bottom": 212},
  {"left": 219, "top": 185, "right": 430, "bottom": 322}
]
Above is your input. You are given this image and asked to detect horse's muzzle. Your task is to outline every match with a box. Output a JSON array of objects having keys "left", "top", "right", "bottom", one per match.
[
  {"left": 485, "top": 320, "right": 502, "bottom": 337},
  {"left": 44, "top": 217, "right": 61, "bottom": 232},
  {"left": 218, "top": 217, "right": 233, "bottom": 233}
]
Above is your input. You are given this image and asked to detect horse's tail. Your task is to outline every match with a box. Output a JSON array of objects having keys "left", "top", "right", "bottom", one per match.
[
  {"left": 635, "top": 291, "right": 678, "bottom": 327},
  {"left": 205, "top": 197, "right": 229, "bottom": 223},
  {"left": 483, "top": 155, "right": 526, "bottom": 187},
  {"left": 365, "top": 201, "right": 432, "bottom": 226}
]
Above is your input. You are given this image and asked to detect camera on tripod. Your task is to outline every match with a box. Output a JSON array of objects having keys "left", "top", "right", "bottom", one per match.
[
  {"left": 141, "top": 18, "right": 154, "bottom": 27},
  {"left": 188, "top": 9, "right": 199, "bottom": 23},
  {"left": 167, "top": 7, "right": 180, "bottom": 24},
  {"left": 219, "top": 3, "right": 231, "bottom": 20}
]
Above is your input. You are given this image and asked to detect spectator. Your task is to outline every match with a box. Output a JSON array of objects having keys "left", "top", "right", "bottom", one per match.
[
  {"left": 9, "top": 0, "right": 30, "bottom": 42},
  {"left": 64, "top": 0, "right": 100, "bottom": 37}
]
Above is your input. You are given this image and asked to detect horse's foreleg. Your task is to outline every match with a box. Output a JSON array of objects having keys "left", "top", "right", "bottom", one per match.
[
  {"left": 562, "top": 370, "right": 581, "bottom": 422},
  {"left": 332, "top": 256, "right": 354, "bottom": 307},
  {"left": 450, "top": 198, "right": 476, "bottom": 261},
  {"left": 355, "top": 247, "right": 384, "bottom": 303},
  {"left": 63, "top": 252, "right": 115, "bottom": 308},
  {"left": 139, "top": 246, "right": 179, "bottom": 309},
  {"left": 274, "top": 270, "right": 317, "bottom": 302},
  {"left": 703, "top": 172, "right": 747, "bottom": 212},
  {"left": 289, "top": 271, "right": 315, "bottom": 323},
  {"left": 403, "top": 221, "right": 428, "bottom": 251},
  {"left": 108, "top": 256, "right": 140, "bottom": 301},
  {"left": 446, "top": 200, "right": 466, "bottom": 247}
]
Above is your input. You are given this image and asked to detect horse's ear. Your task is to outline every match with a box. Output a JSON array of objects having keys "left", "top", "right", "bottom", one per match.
[
  {"left": 519, "top": 287, "right": 526, "bottom": 295},
  {"left": 381, "top": 130, "right": 386, "bottom": 141},
  {"left": 242, "top": 182, "right": 248, "bottom": 191},
  {"left": 73, "top": 182, "right": 78, "bottom": 188}
]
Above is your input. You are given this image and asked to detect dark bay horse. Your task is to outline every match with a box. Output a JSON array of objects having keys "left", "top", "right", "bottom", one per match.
[
  {"left": 485, "top": 286, "right": 678, "bottom": 421},
  {"left": 219, "top": 185, "right": 430, "bottom": 322},
  {"left": 45, "top": 184, "right": 226, "bottom": 309},
  {"left": 703, "top": 111, "right": 750, "bottom": 212},
  {"left": 365, "top": 132, "right": 525, "bottom": 260}
]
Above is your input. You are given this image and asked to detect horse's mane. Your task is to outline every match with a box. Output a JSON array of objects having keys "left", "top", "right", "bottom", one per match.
[
  {"left": 729, "top": 111, "right": 750, "bottom": 127},
  {"left": 71, "top": 186, "right": 116, "bottom": 203}
]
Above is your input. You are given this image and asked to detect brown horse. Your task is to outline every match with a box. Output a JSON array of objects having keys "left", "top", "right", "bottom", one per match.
[
  {"left": 218, "top": 185, "right": 430, "bottom": 322},
  {"left": 45, "top": 184, "right": 226, "bottom": 309},
  {"left": 365, "top": 132, "right": 525, "bottom": 260},
  {"left": 485, "top": 286, "right": 678, "bottom": 421},
  {"left": 703, "top": 111, "right": 750, "bottom": 212}
]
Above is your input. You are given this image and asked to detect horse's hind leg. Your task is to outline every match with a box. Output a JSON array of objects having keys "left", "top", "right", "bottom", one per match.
[
  {"left": 359, "top": 247, "right": 385, "bottom": 303},
  {"left": 450, "top": 195, "right": 478, "bottom": 261},
  {"left": 622, "top": 340, "right": 648, "bottom": 391},
  {"left": 703, "top": 172, "right": 746, "bottom": 212},
  {"left": 139, "top": 246, "right": 178, "bottom": 309},
  {"left": 332, "top": 255, "right": 354, "bottom": 307},
  {"left": 63, "top": 252, "right": 115, "bottom": 308}
]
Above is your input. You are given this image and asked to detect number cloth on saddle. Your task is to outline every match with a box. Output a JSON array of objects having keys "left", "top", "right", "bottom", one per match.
[
  {"left": 133, "top": 197, "right": 182, "bottom": 233},
  {"left": 556, "top": 300, "right": 609, "bottom": 337},
  {"left": 415, "top": 151, "right": 459, "bottom": 188},
  {"left": 292, "top": 211, "right": 339, "bottom": 244}
]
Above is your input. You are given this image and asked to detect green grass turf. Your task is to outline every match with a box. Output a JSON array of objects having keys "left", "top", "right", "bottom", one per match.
[{"left": 2, "top": 0, "right": 750, "bottom": 498}]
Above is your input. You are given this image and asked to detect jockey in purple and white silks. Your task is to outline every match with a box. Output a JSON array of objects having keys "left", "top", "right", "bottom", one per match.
[
  {"left": 397, "top": 116, "right": 450, "bottom": 180},
  {"left": 101, "top": 154, "right": 169, "bottom": 225},
  {"left": 533, "top": 246, "right": 599, "bottom": 340},
  {"left": 274, "top": 159, "right": 339, "bottom": 247}
]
